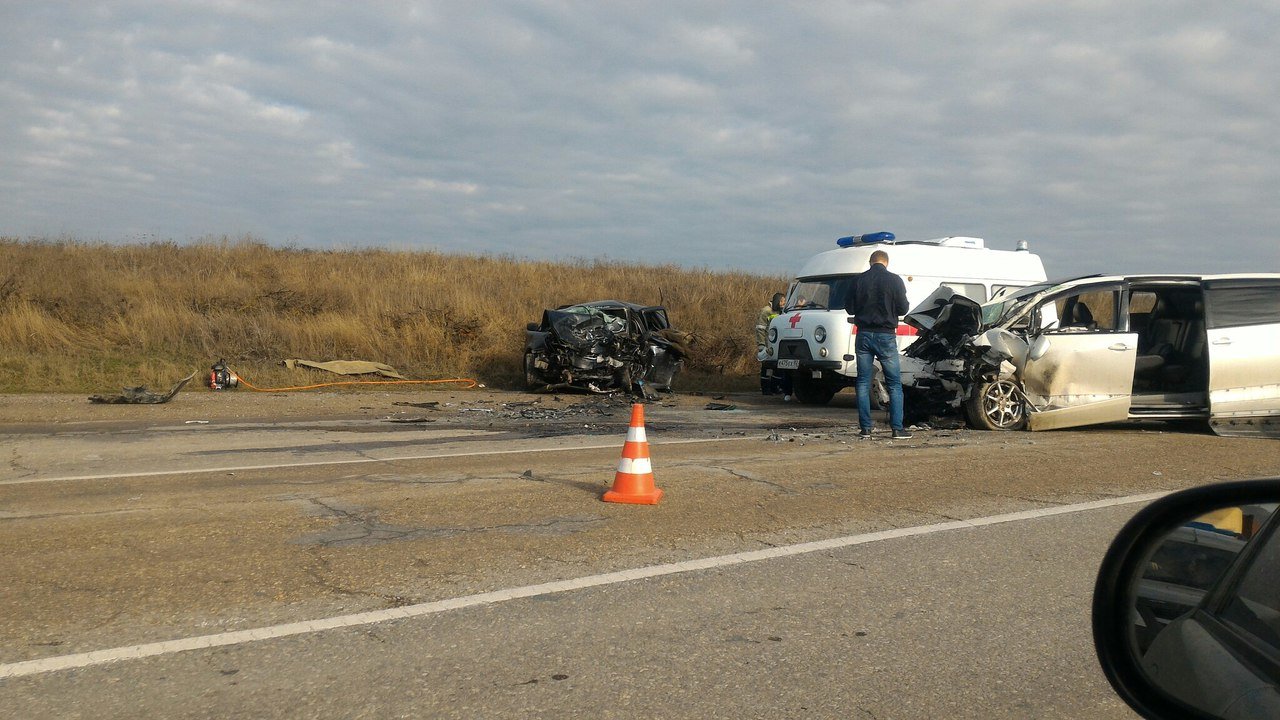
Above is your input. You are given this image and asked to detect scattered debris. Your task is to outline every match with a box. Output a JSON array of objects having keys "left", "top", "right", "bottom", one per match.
[
  {"left": 88, "top": 372, "right": 197, "bottom": 404},
  {"left": 499, "top": 397, "right": 627, "bottom": 421},
  {"left": 922, "top": 415, "right": 966, "bottom": 430},
  {"left": 381, "top": 397, "right": 632, "bottom": 426},
  {"left": 704, "top": 402, "right": 737, "bottom": 411},
  {"left": 392, "top": 401, "right": 441, "bottom": 410}
]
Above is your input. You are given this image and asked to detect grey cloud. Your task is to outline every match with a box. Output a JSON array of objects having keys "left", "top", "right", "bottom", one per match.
[{"left": 1, "top": 1, "right": 1277, "bottom": 276}]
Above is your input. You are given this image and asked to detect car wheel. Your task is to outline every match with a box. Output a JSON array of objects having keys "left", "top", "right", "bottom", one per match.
[
  {"left": 964, "top": 378, "right": 1026, "bottom": 431},
  {"left": 524, "top": 353, "right": 541, "bottom": 390},
  {"left": 792, "top": 375, "right": 836, "bottom": 405}
]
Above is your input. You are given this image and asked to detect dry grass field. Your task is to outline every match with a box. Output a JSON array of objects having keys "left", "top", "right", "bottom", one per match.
[{"left": 0, "top": 237, "right": 787, "bottom": 394}]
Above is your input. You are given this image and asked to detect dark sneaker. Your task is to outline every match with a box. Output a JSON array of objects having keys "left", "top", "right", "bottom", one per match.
[
  {"left": 891, "top": 429, "right": 913, "bottom": 439},
  {"left": 858, "top": 428, "right": 873, "bottom": 439}
]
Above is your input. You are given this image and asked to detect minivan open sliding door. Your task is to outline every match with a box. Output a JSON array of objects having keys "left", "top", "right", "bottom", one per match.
[{"left": 1203, "top": 279, "right": 1280, "bottom": 438}]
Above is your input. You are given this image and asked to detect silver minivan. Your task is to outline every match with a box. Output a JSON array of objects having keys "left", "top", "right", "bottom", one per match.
[{"left": 904, "top": 274, "right": 1280, "bottom": 437}]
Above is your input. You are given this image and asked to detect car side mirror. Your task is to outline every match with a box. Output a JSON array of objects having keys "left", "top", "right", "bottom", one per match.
[
  {"left": 1093, "top": 479, "right": 1280, "bottom": 720},
  {"left": 1028, "top": 334, "right": 1051, "bottom": 361},
  {"left": 526, "top": 323, "right": 540, "bottom": 332}
]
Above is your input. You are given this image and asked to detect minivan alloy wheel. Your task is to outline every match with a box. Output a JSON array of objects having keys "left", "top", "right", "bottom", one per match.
[{"left": 967, "top": 378, "right": 1027, "bottom": 430}]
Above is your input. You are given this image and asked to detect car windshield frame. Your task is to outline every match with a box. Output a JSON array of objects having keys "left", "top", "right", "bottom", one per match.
[{"left": 980, "top": 281, "right": 1063, "bottom": 327}]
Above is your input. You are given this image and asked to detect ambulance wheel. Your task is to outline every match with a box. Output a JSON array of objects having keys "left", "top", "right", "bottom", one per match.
[
  {"left": 792, "top": 375, "right": 835, "bottom": 405},
  {"left": 964, "top": 379, "right": 1026, "bottom": 431}
]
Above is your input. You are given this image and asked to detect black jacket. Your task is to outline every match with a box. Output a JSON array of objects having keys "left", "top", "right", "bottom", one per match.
[{"left": 845, "top": 263, "right": 909, "bottom": 333}]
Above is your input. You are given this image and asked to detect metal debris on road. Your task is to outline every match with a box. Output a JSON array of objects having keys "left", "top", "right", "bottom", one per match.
[
  {"left": 88, "top": 371, "right": 197, "bottom": 404},
  {"left": 392, "top": 401, "right": 441, "bottom": 410}
]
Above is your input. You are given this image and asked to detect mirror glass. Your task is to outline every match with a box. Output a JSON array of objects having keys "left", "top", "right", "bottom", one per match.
[{"left": 1124, "top": 502, "right": 1280, "bottom": 717}]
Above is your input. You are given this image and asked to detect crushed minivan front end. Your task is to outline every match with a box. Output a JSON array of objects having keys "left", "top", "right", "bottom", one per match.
[{"left": 903, "top": 289, "right": 1034, "bottom": 428}]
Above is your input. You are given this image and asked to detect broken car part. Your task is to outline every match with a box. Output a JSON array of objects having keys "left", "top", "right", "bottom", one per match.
[
  {"left": 523, "top": 301, "right": 689, "bottom": 395},
  {"left": 89, "top": 371, "right": 198, "bottom": 404}
]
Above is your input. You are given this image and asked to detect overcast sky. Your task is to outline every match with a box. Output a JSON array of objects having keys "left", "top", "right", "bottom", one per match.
[{"left": 3, "top": 2, "right": 1278, "bottom": 278}]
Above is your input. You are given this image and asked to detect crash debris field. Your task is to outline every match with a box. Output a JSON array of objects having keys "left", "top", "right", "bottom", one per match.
[
  {"left": 3, "top": 381, "right": 1278, "bottom": 718},
  {"left": 0, "top": 237, "right": 785, "bottom": 394},
  {"left": 3, "top": 387, "right": 1279, "bottom": 666}
]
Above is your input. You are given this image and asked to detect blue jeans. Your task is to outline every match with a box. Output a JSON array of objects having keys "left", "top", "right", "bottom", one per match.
[{"left": 855, "top": 331, "right": 904, "bottom": 432}]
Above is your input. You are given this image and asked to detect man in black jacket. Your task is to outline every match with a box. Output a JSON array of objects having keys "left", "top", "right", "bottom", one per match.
[{"left": 845, "top": 250, "right": 911, "bottom": 438}]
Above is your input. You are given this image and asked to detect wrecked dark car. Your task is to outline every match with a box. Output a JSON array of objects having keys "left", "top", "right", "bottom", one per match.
[
  {"left": 903, "top": 274, "right": 1280, "bottom": 436},
  {"left": 523, "top": 301, "right": 690, "bottom": 394}
]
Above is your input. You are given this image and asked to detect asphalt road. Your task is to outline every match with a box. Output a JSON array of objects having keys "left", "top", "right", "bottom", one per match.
[{"left": 3, "top": 389, "right": 1278, "bottom": 718}]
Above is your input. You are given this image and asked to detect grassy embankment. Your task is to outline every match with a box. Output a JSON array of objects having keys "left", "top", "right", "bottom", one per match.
[{"left": 0, "top": 238, "right": 787, "bottom": 394}]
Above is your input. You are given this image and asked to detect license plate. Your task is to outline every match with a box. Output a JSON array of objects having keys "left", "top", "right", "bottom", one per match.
[{"left": 777, "top": 359, "right": 800, "bottom": 370}]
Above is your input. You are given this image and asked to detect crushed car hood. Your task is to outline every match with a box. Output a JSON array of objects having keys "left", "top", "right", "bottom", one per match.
[
  {"left": 904, "top": 288, "right": 1030, "bottom": 370},
  {"left": 545, "top": 308, "right": 618, "bottom": 350},
  {"left": 903, "top": 287, "right": 984, "bottom": 362}
]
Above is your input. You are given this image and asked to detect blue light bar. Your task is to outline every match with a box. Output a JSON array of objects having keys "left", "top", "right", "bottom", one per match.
[{"left": 836, "top": 231, "right": 895, "bottom": 248}]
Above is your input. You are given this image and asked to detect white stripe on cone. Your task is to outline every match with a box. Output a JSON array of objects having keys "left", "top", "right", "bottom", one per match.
[
  {"left": 625, "top": 426, "right": 647, "bottom": 443},
  {"left": 616, "top": 456, "right": 653, "bottom": 475}
]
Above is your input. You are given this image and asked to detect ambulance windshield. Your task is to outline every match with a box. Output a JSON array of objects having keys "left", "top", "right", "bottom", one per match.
[{"left": 787, "top": 275, "right": 856, "bottom": 311}]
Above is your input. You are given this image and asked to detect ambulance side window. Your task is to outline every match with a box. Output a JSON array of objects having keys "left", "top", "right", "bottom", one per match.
[{"left": 940, "top": 282, "right": 987, "bottom": 303}]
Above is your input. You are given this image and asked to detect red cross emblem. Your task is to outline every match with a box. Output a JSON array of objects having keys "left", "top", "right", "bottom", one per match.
[{"left": 788, "top": 313, "right": 802, "bottom": 329}]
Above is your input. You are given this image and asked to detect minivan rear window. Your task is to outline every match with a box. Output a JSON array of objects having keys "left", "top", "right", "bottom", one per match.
[{"left": 1204, "top": 281, "right": 1280, "bottom": 329}]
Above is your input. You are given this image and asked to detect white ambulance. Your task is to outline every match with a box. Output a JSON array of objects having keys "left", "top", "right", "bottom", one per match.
[{"left": 763, "top": 232, "right": 1047, "bottom": 404}]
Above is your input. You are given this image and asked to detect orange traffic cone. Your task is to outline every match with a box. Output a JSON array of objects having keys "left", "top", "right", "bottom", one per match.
[{"left": 603, "top": 403, "right": 664, "bottom": 505}]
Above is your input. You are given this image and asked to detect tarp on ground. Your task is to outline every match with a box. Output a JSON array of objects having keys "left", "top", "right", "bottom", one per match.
[{"left": 282, "top": 359, "right": 406, "bottom": 379}]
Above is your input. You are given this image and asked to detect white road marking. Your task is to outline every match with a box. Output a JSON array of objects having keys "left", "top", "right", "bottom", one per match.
[
  {"left": 0, "top": 435, "right": 759, "bottom": 486},
  {"left": 0, "top": 490, "right": 1166, "bottom": 680}
]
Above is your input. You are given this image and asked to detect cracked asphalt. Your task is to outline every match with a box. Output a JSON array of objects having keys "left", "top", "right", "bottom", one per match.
[{"left": 1, "top": 388, "right": 1278, "bottom": 718}]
